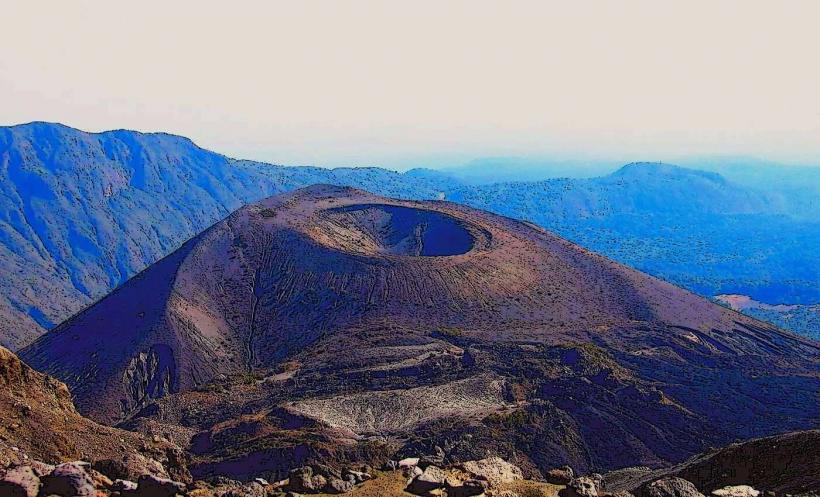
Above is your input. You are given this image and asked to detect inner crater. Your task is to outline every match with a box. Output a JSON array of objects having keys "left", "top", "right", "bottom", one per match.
[{"left": 315, "top": 204, "right": 476, "bottom": 256}]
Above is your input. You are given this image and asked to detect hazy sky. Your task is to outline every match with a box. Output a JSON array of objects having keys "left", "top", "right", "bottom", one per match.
[{"left": 2, "top": 0, "right": 819, "bottom": 169}]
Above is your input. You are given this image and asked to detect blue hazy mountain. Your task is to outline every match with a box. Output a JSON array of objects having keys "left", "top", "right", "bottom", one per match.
[
  {"left": 0, "top": 122, "right": 449, "bottom": 349},
  {"left": 448, "top": 162, "right": 820, "bottom": 308},
  {"left": 437, "top": 156, "right": 620, "bottom": 184}
]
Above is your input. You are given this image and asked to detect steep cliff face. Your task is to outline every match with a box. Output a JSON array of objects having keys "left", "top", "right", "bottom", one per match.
[{"left": 22, "top": 186, "right": 820, "bottom": 478}]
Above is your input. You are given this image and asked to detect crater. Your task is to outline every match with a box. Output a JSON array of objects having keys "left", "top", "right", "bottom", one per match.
[{"left": 315, "top": 204, "right": 477, "bottom": 257}]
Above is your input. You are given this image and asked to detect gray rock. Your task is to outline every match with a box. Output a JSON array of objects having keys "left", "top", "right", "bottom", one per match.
[
  {"left": 324, "top": 477, "right": 355, "bottom": 494},
  {"left": 419, "top": 446, "right": 446, "bottom": 468},
  {"left": 289, "top": 466, "right": 327, "bottom": 493},
  {"left": 447, "top": 478, "right": 489, "bottom": 497},
  {"left": 546, "top": 466, "right": 576, "bottom": 485},
  {"left": 399, "top": 457, "right": 421, "bottom": 468},
  {"left": 460, "top": 457, "right": 524, "bottom": 487},
  {"left": 28, "top": 461, "right": 55, "bottom": 478},
  {"left": 711, "top": 486, "right": 760, "bottom": 497},
  {"left": 223, "top": 482, "right": 267, "bottom": 497},
  {"left": 113, "top": 479, "right": 139, "bottom": 492},
  {"left": 312, "top": 463, "right": 342, "bottom": 480},
  {"left": 222, "top": 482, "right": 267, "bottom": 497},
  {"left": 562, "top": 476, "right": 600, "bottom": 497},
  {"left": 40, "top": 462, "right": 97, "bottom": 497},
  {"left": 93, "top": 453, "right": 169, "bottom": 481},
  {"left": 643, "top": 477, "right": 704, "bottom": 497},
  {"left": 406, "top": 465, "right": 447, "bottom": 495},
  {"left": 342, "top": 469, "right": 372, "bottom": 484},
  {"left": 0, "top": 465, "right": 40, "bottom": 497},
  {"left": 135, "top": 474, "right": 187, "bottom": 497}
]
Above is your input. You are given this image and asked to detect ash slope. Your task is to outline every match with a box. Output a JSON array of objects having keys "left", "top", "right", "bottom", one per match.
[{"left": 22, "top": 186, "right": 820, "bottom": 476}]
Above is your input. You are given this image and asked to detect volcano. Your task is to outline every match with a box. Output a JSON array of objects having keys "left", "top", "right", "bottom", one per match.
[{"left": 21, "top": 185, "right": 819, "bottom": 478}]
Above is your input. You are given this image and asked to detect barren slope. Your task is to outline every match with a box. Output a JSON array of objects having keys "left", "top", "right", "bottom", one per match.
[
  {"left": 21, "top": 185, "right": 820, "bottom": 479},
  {"left": 0, "top": 346, "right": 179, "bottom": 468}
]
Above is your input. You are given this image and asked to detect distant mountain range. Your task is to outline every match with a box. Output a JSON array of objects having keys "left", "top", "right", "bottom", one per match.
[
  {"left": 447, "top": 162, "right": 820, "bottom": 307},
  {"left": 0, "top": 122, "right": 817, "bottom": 349}
]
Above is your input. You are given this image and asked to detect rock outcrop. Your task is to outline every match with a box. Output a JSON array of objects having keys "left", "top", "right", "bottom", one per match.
[
  {"left": 0, "top": 346, "right": 181, "bottom": 469},
  {"left": 605, "top": 430, "right": 820, "bottom": 496}
]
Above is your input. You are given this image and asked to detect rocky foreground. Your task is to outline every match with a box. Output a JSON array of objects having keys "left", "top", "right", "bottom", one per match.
[
  {"left": 2, "top": 443, "right": 818, "bottom": 497},
  {"left": 0, "top": 292, "right": 817, "bottom": 497}
]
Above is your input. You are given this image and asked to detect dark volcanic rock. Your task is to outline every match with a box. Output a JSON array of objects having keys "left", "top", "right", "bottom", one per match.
[
  {"left": 546, "top": 466, "right": 576, "bottom": 485},
  {"left": 563, "top": 476, "right": 600, "bottom": 497},
  {"left": 20, "top": 186, "right": 820, "bottom": 480},
  {"left": 135, "top": 474, "right": 187, "bottom": 497},
  {"left": 406, "top": 465, "right": 447, "bottom": 495},
  {"left": 40, "top": 462, "right": 96, "bottom": 497},
  {"left": 641, "top": 477, "right": 705, "bottom": 497}
]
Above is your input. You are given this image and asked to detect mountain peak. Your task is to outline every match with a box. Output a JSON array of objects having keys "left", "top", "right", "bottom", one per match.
[{"left": 610, "top": 162, "right": 727, "bottom": 183}]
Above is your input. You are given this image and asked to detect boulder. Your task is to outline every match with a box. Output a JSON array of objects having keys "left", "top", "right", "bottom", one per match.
[
  {"left": 40, "top": 462, "right": 97, "bottom": 497},
  {"left": 163, "top": 447, "right": 192, "bottom": 484},
  {"left": 342, "top": 469, "right": 372, "bottom": 484},
  {"left": 405, "top": 465, "right": 424, "bottom": 480},
  {"left": 419, "top": 446, "right": 446, "bottom": 468},
  {"left": 186, "top": 490, "right": 217, "bottom": 497},
  {"left": 29, "top": 460, "right": 55, "bottom": 477},
  {"left": 590, "top": 474, "right": 605, "bottom": 492},
  {"left": 400, "top": 457, "right": 421, "bottom": 468},
  {"left": 221, "top": 482, "right": 266, "bottom": 497},
  {"left": 406, "top": 465, "right": 447, "bottom": 495},
  {"left": 546, "top": 466, "right": 576, "bottom": 485},
  {"left": 93, "top": 453, "right": 169, "bottom": 481},
  {"left": 447, "top": 478, "right": 488, "bottom": 497},
  {"left": 324, "top": 477, "right": 354, "bottom": 494},
  {"left": 135, "top": 474, "right": 187, "bottom": 497},
  {"left": 561, "top": 476, "right": 600, "bottom": 497},
  {"left": 642, "top": 478, "right": 704, "bottom": 497},
  {"left": 288, "top": 466, "right": 327, "bottom": 493},
  {"left": 0, "top": 465, "right": 40, "bottom": 497},
  {"left": 312, "top": 463, "right": 342, "bottom": 480},
  {"left": 711, "top": 486, "right": 760, "bottom": 497},
  {"left": 460, "top": 457, "right": 524, "bottom": 487},
  {"left": 113, "top": 479, "right": 139, "bottom": 492},
  {"left": 88, "top": 468, "right": 114, "bottom": 490}
]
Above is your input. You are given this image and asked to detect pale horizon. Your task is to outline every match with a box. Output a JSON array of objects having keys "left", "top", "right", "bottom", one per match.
[{"left": 3, "top": 0, "right": 820, "bottom": 169}]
